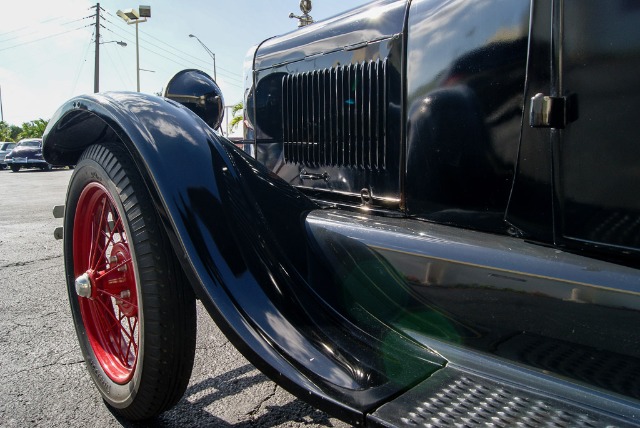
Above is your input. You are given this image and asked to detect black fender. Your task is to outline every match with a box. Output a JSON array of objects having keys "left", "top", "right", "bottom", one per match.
[{"left": 43, "top": 92, "right": 440, "bottom": 424}]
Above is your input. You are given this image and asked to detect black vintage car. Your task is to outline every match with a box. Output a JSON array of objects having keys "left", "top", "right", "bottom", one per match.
[
  {"left": 43, "top": 0, "right": 640, "bottom": 426},
  {"left": 5, "top": 138, "right": 52, "bottom": 172}
]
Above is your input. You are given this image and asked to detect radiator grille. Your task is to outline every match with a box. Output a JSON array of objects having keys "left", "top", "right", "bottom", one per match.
[{"left": 282, "top": 59, "right": 388, "bottom": 170}]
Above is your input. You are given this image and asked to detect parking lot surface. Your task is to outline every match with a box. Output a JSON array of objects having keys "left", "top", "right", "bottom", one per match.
[{"left": 0, "top": 168, "right": 348, "bottom": 428}]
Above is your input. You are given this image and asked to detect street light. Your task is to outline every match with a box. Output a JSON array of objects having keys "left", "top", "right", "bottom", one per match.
[
  {"left": 100, "top": 40, "right": 127, "bottom": 47},
  {"left": 189, "top": 34, "right": 217, "bottom": 82},
  {"left": 116, "top": 5, "right": 151, "bottom": 92}
]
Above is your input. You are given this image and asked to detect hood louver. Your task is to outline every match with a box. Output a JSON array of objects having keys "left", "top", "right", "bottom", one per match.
[{"left": 282, "top": 59, "right": 388, "bottom": 170}]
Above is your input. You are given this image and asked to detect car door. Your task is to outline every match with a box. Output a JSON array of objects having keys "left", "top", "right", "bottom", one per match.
[{"left": 555, "top": 0, "right": 640, "bottom": 256}]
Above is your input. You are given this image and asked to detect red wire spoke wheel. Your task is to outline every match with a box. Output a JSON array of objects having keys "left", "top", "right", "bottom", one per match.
[
  {"left": 73, "top": 182, "right": 139, "bottom": 384},
  {"left": 64, "top": 143, "right": 196, "bottom": 420}
]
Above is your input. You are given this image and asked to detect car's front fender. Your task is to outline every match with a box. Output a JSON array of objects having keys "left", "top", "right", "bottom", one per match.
[{"left": 43, "top": 92, "right": 441, "bottom": 425}]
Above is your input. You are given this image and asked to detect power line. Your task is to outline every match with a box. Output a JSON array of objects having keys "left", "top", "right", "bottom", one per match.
[
  {"left": 71, "top": 32, "right": 95, "bottom": 95},
  {"left": 102, "top": 12, "right": 243, "bottom": 82},
  {"left": 0, "top": 24, "right": 93, "bottom": 53},
  {"left": 139, "top": 27, "right": 243, "bottom": 80},
  {"left": 101, "top": 24, "right": 242, "bottom": 87},
  {"left": 110, "top": 38, "right": 135, "bottom": 89},
  {"left": 102, "top": 17, "right": 210, "bottom": 67},
  {"left": 0, "top": 14, "right": 92, "bottom": 43},
  {"left": 102, "top": 44, "right": 130, "bottom": 90}
]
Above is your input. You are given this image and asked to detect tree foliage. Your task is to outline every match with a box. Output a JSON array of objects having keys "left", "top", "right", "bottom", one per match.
[
  {"left": 18, "top": 119, "right": 49, "bottom": 139},
  {"left": 0, "top": 119, "right": 48, "bottom": 141},
  {"left": 0, "top": 121, "right": 21, "bottom": 142},
  {"left": 229, "top": 101, "right": 243, "bottom": 132}
]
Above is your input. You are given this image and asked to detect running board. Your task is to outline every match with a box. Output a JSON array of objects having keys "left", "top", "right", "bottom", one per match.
[{"left": 368, "top": 367, "right": 638, "bottom": 427}]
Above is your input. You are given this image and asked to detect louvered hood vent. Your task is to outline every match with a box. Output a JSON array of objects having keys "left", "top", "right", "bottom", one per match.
[{"left": 282, "top": 59, "right": 388, "bottom": 170}]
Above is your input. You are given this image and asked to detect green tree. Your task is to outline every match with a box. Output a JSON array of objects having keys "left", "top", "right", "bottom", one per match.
[
  {"left": 0, "top": 121, "right": 21, "bottom": 141},
  {"left": 17, "top": 119, "right": 48, "bottom": 139},
  {"left": 229, "top": 101, "right": 243, "bottom": 132}
]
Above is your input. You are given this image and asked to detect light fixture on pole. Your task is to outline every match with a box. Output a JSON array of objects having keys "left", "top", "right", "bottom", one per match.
[
  {"left": 189, "top": 34, "right": 217, "bottom": 82},
  {"left": 100, "top": 40, "right": 127, "bottom": 47},
  {"left": 116, "top": 5, "right": 151, "bottom": 92}
]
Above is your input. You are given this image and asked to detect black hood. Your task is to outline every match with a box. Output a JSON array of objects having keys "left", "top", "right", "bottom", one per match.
[{"left": 10, "top": 146, "right": 42, "bottom": 156}]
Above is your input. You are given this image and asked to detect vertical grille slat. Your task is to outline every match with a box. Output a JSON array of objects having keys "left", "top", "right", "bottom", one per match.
[
  {"left": 347, "top": 63, "right": 353, "bottom": 167},
  {"left": 311, "top": 70, "right": 318, "bottom": 165},
  {"left": 296, "top": 73, "right": 302, "bottom": 163},
  {"left": 381, "top": 58, "right": 387, "bottom": 171},
  {"left": 282, "top": 59, "right": 387, "bottom": 171},
  {"left": 283, "top": 75, "right": 290, "bottom": 161},
  {"left": 340, "top": 65, "right": 346, "bottom": 167}
]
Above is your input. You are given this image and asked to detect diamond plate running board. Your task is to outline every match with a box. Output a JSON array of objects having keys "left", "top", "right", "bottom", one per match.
[{"left": 368, "top": 367, "right": 637, "bottom": 427}]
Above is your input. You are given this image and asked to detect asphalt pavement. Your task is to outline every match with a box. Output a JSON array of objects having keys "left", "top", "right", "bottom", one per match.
[{"left": 0, "top": 167, "right": 349, "bottom": 428}]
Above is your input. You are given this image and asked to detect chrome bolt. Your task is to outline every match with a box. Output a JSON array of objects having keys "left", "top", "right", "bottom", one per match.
[
  {"left": 120, "top": 290, "right": 131, "bottom": 299},
  {"left": 75, "top": 273, "right": 92, "bottom": 298},
  {"left": 109, "top": 255, "right": 118, "bottom": 265}
]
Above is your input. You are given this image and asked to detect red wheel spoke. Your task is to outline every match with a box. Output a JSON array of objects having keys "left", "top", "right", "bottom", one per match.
[
  {"left": 95, "top": 289, "right": 139, "bottom": 311},
  {"left": 124, "top": 317, "right": 138, "bottom": 363},
  {"left": 91, "top": 215, "right": 125, "bottom": 272},
  {"left": 93, "top": 298, "right": 136, "bottom": 366},
  {"left": 93, "top": 297, "right": 135, "bottom": 342},
  {"left": 88, "top": 197, "right": 108, "bottom": 270},
  {"left": 90, "top": 300, "right": 129, "bottom": 364},
  {"left": 94, "top": 257, "right": 132, "bottom": 282},
  {"left": 92, "top": 298, "right": 121, "bottom": 333}
]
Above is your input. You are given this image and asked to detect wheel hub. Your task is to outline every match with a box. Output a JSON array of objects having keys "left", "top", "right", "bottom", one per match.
[
  {"left": 75, "top": 273, "right": 92, "bottom": 298},
  {"left": 74, "top": 243, "right": 136, "bottom": 317}
]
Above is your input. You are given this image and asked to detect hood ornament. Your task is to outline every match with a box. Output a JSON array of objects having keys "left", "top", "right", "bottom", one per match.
[{"left": 289, "top": 0, "right": 313, "bottom": 27}]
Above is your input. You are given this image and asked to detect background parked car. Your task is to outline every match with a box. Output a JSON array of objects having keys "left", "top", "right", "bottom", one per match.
[
  {"left": 4, "top": 138, "right": 52, "bottom": 172},
  {"left": 0, "top": 142, "right": 16, "bottom": 170}
]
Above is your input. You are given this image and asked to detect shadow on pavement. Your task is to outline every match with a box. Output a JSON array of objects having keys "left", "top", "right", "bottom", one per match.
[{"left": 111, "top": 364, "right": 339, "bottom": 427}]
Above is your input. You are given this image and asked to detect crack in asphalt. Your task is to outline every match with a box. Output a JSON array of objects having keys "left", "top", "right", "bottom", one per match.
[
  {"left": 0, "top": 351, "right": 84, "bottom": 383},
  {"left": 246, "top": 383, "right": 277, "bottom": 419},
  {"left": 0, "top": 254, "right": 62, "bottom": 269}
]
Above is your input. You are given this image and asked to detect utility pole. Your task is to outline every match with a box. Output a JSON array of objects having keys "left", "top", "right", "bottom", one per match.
[{"left": 94, "top": 3, "right": 100, "bottom": 93}]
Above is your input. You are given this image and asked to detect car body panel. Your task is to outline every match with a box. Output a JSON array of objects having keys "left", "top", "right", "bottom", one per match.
[
  {"left": 43, "top": 92, "right": 447, "bottom": 424},
  {"left": 248, "top": 0, "right": 407, "bottom": 210},
  {"left": 555, "top": 0, "right": 640, "bottom": 254},
  {"left": 404, "top": 0, "right": 530, "bottom": 233},
  {"left": 243, "top": 0, "right": 640, "bottom": 422},
  {"left": 44, "top": 0, "right": 640, "bottom": 425}
]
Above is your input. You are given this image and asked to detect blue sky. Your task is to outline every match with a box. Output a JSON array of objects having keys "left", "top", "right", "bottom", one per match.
[{"left": 0, "top": 0, "right": 369, "bottom": 127}]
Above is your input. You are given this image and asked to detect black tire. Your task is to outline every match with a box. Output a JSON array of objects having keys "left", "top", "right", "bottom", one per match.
[
  {"left": 0, "top": 164, "right": 6, "bottom": 170},
  {"left": 64, "top": 142, "right": 197, "bottom": 420},
  {"left": 10, "top": 164, "right": 20, "bottom": 172}
]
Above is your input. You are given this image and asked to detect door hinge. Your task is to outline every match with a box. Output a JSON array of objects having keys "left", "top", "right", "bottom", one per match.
[{"left": 529, "top": 93, "right": 578, "bottom": 128}]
